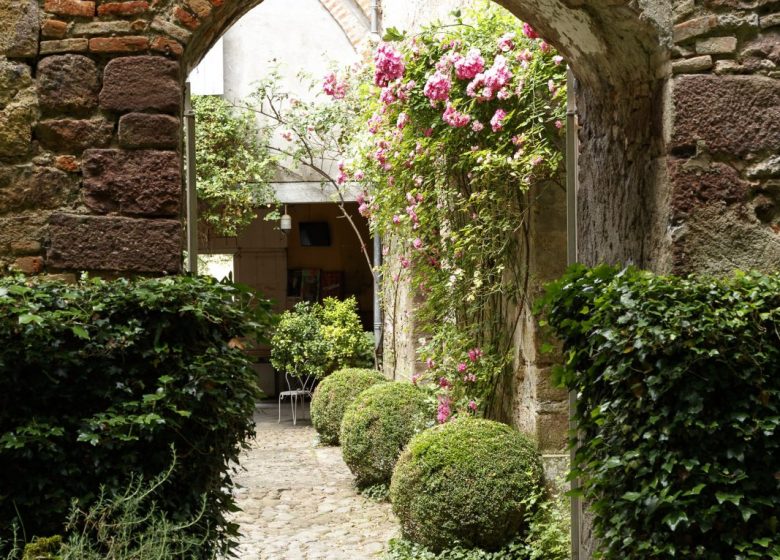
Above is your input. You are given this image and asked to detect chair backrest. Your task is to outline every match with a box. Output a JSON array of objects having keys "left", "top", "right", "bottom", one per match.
[{"left": 284, "top": 371, "right": 315, "bottom": 393}]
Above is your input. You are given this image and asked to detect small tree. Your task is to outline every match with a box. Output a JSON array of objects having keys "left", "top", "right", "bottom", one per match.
[
  {"left": 192, "top": 95, "right": 276, "bottom": 237},
  {"left": 270, "top": 298, "right": 373, "bottom": 379}
]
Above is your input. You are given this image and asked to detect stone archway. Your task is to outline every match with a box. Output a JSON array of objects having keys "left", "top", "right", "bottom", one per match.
[{"left": 0, "top": 0, "right": 775, "bottom": 277}]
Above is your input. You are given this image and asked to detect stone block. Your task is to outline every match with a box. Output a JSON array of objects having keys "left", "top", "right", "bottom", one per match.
[
  {"left": 12, "top": 255, "right": 43, "bottom": 273},
  {"left": 150, "top": 36, "right": 183, "bottom": 57},
  {"left": 89, "top": 36, "right": 149, "bottom": 53},
  {"left": 186, "top": 0, "right": 211, "bottom": 18},
  {"left": 746, "top": 155, "right": 780, "bottom": 179},
  {"left": 0, "top": 213, "right": 47, "bottom": 255},
  {"left": 672, "top": 75, "right": 780, "bottom": 157},
  {"left": 696, "top": 36, "right": 737, "bottom": 55},
  {"left": 37, "top": 54, "right": 99, "bottom": 116},
  {"left": 0, "top": 165, "right": 74, "bottom": 213},
  {"left": 535, "top": 410, "right": 568, "bottom": 453},
  {"left": 72, "top": 20, "right": 132, "bottom": 35},
  {"left": 118, "top": 113, "right": 179, "bottom": 149},
  {"left": 10, "top": 238, "right": 41, "bottom": 255},
  {"left": 82, "top": 149, "right": 181, "bottom": 216},
  {"left": 669, "top": 158, "right": 750, "bottom": 217},
  {"left": 41, "top": 19, "right": 68, "bottom": 38},
  {"left": 150, "top": 16, "right": 191, "bottom": 43},
  {"left": 47, "top": 213, "right": 182, "bottom": 273},
  {"left": 40, "top": 38, "right": 89, "bottom": 54},
  {"left": 99, "top": 56, "right": 180, "bottom": 114},
  {"left": 172, "top": 6, "right": 199, "bottom": 30},
  {"left": 43, "top": 0, "right": 94, "bottom": 17},
  {"left": 535, "top": 366, "right": 568, "bottom": 403},
  {"left": 741, "top": 33, "right": 780, "bottom": 65},
  {"left": 672, "top": 55, "right": 713, "bottom": 74},
  {"left": 0, "top": 0, "right": 40, "bottom": 58},
  {"left": 674, "top": 15, "right": 718, "bottom": 43},
  {"left": 0, "top": 60, "right": 37, "bottom": 158},
  {"left": 96, "top": 0, "right": 148, "bottom": 16},
  {"left": 761, "top": 14, "right": 780, "bottom": 29},
  {"left": 35, "top": 118, "right": 113, "bottom": 152},
  {"left": 718, "top": 12, "right": 759, "bottom": 31},
  {"left": 54, "top": 154, "right": 79, "bottom": 172}
]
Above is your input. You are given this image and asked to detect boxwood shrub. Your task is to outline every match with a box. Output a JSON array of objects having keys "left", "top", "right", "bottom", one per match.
[
  {"left": 390, "top": 417, "right": 544, "bottom": 552},
  {"left": 0, "top": 274, "right": 274, "bottom": 556},
  {"left": 310, "top": 368, "right": 386, "bottom": 445},
  {"left": 340, "top": 382, "right": 432, "bottom": 487},
  {"left": 539, "top": 265, "right": 780, "bottom": 559}
]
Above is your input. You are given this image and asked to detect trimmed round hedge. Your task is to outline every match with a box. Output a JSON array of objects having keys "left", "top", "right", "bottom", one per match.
[
  {"left": 340, "top": 382, "right": 432, "bottom": 488},
  {"left": 310, "top": 368, "right": 386, "bottom": 445},
  {"left": 390, "top": 417, "right": 544, "bottom": 552}
]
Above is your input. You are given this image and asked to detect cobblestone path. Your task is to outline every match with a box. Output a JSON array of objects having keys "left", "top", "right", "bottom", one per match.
[{"left": 229, "top": 402, "right": 398, "bottom": 560}]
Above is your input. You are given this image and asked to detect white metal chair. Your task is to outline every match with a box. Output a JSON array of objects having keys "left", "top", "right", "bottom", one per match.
[{"left": 278, "top": 371, "right": 315, "bottom": 425}]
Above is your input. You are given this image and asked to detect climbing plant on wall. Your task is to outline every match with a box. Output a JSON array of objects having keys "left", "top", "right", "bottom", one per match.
[
  {"left": 330, "top": 3, "right": 567, "bottom": 418},
  {"left": 192, "top": 95, "right": 276, "bottom": 237}
]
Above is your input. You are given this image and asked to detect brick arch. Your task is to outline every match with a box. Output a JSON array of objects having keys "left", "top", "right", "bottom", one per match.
[{"left": 0, "top": 0, "right": 775, "bottom": 279}]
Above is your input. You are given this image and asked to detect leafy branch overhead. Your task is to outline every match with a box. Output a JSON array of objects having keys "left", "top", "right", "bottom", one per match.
[{"left": 192, "top": 95, "right": 276, "bottom": 237}]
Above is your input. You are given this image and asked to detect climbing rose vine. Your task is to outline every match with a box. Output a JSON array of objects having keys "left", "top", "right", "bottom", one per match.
[
  {"left": 277, "top": 2, "right": 566, "bottom": 420},
  {"left": 330, "top": 5, "right": 567, "bottom": 419}
]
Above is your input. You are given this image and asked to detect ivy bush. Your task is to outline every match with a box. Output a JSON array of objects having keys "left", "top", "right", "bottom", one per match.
[
  {"left": 538, "top": 265, "right": 780, "bottom": 559},
  {"left": 389, "top": 418, "right": 544, "bottom": 552},
  {"left": 270, "top": 297, "right": 374, "bottom": 380},
  {"left": 0, "top": 275, "right": 274, "bottom": 556},
  {"left": 310, "top": 368, "right": 386, "bottom": 445},
  {"left": 340, "top": 382, "right": 433, "bottom": 487}
]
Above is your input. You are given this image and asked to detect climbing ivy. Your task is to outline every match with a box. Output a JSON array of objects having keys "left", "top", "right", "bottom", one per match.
[{"left": 538, "top": 265, "right": 780, "bottom": 559}]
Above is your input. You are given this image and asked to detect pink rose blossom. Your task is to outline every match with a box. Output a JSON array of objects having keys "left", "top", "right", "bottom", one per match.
[
  {"left": 517, "top": 49, "right": 533, "bottom": 62},
  {"left": 423, "top": 128, "right": 434, "bottom": 137},
  {"left": 374, "top": 43, "right": 405, "bottom": 86},
  {"left": 555, "top": 120, "right": 563, "bottom": 129},
  {"left": 392, "top": 215, "right": 401, "bottom": 225},
  {"left": 471, "top": 120, "right": 484, "bottom": 132},
  {"left": 484, "top": 55, "right": 512, "bottom": 90},
  {"left": 411, "top": 373, "right": 421, "bottom": 385},
  {"left": 463, "top": 373, "right": 477, "bottom": 383},
  {"left": 468, "top": 400, "right": 478, "bottom": 412},
  {"left": 532, "top": 155, "right": 544, "bottom": 166},
  {"left": 468, "top": 348, "right": 483, "bottom": 362},
  {"left": 358, "top": 203, "right": 370, "bottom": 216},
  {"left": 367, "top": 113, "right": 382, "bottom": 134},
  {"left": 354, "top": 170, "right": 365, "bottom": 181},
  {"left": 322, "top": 72, "right": 347, "bottom": 99},
  {"left": 490, "top": 108, "right": 508, "bottom": 132},
  {"left": 454, "top": 48, "right": 485, "bottom": 80},
  {"left": 522, "top": 22, "right": 538, "bottom": 39},
  {"left": 497, "top": 32, "right": 516, "bottom": 52},
  {"left": 548, "top": 79, "right": 557, "bottom": 94},
  {"left": 426, "top": 358, "right": 436, "bottom": 369},
  {"left": 497, "top": 88, "right": 511, "bottom": 100},
  {"left": 379, "top": 86, "right": 396, "bottom": 105},
  {"left": 412, "top": 238, "right": 423, "bottom": 249},
  {"left": 457, "top": 362, "right": 468, "bottom": 373},
  {"left": 400, "top": 256, "right": 410, "bottom": 269},
  {"left": 397, "top": 112, "right": 410, "bottom": 129},
  {"left": 553, "top": 55, "right": 564, "bottom": 65},
  {"left": 423, "top": 70, "right": 452, "bottom": 102},
  {"left": 539, "top": 41, "right": 552, "bottom": 53},
  {"left": 442, "top": 102, "right": 471, "bottom": 128},
  {"left": 437, "top": 395, "right": 452, "bottom": 424},
  {"left": 439, "top": 377, "right": 451, "bottom": 388}
]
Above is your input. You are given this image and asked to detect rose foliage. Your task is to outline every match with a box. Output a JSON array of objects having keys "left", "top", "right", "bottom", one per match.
[{"left": 335, "top": 4, "right": 567, "bottom": 418}]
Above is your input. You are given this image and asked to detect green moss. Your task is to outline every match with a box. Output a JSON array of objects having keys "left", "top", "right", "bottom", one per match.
[
  {"left": 390, "top": 417, "right": 544, "bottom": 552},
  {"left": 310, "top": 368, "right": 386, "bottom": 445},
  {"left": 22, "top": 536, "right": 62, "bottom": 560},
  {"left": 340, "top": 382, "right": 433, "bottom": 488}
]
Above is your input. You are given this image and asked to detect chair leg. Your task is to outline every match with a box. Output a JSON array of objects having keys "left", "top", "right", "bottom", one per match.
[
  {"left": 278, "top": 395, "right": 282, "bottom": 424},
  {"left": 291, "top": 395, "right": 297, "bottom": 426}
]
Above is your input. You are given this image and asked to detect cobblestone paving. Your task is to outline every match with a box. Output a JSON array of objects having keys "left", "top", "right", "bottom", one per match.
[{"left": 228, "top": 402, "right": 398, "bottom": 560}]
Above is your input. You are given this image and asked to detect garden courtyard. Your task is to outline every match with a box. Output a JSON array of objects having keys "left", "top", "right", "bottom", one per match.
[{"left": 0, "top": 0, "right": 778, "bottom": 557}]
